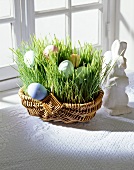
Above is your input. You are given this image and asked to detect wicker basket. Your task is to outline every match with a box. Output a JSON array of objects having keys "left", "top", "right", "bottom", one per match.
[{"left": 19, "top": 88, "right": 104, "bottom": 123}]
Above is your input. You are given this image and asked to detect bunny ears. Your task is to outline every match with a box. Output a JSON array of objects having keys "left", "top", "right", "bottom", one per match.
[
  {"left": 111, "top": 40, "right": 127, "bottom": 59},
  {"left": 104, "top": 40, "right": 127, "bottom": 64}
]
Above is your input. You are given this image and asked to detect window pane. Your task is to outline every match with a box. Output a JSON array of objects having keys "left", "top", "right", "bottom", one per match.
[
  {"left": 0, "top": 23, "right": 13, "bottom": 66},
  {"left": 72, "top": 9, "right": 99, "bottom": 46},
  {"left": 35, "top": 15, "right": 65, "bottom": 40},
  {"left": 72, "top": 0, "right": 99, "bottom": 6},
  {"left": 0, "top": 0, "right": 12, "bottom": 18},
  {"left": 34, "top": 0, "right": 66, "bottom": 11}
]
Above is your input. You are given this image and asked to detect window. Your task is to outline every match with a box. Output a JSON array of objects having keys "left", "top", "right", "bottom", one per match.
[
  {"left": 0, "top": 0, "right": 21, "bottom": 91},
  {"left": 34, "top": 0, "right": 104, "bottom": 47},
  {"left": 0, "top": 0, "right": 111, "bottom": 91}
]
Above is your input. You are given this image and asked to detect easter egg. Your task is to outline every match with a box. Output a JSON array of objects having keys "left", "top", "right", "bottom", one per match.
[
  {"left": 76, "top": 66, "right": 86, "bottom": 77},
  {"left": 58, "top": 60, "right": 74, "bottom": 77},
  {"left": 24, "top": 50, "right": 35, "bottom": 68},
  {"left": 70, "top": 54, "right": 80, "bottom": 68},
  {"left": 28, "top": 83, "right": 47, "bottom": 100},
  {"left": 75, "top": 66, "right": 87, "bottom": 84},
  {"left": 43, "top": 45, "right": 58, "bottom": 57}
]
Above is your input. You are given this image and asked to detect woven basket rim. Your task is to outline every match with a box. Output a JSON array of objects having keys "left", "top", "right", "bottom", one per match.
[
  {"left": 18, "top": 88, "right": 104, "bottom": 123},
  {"left": 63, "top": 90, "right": 104, "bottom": 107},
  {"left": 18, "top": 88, "right": 104, "bottom": 107}
]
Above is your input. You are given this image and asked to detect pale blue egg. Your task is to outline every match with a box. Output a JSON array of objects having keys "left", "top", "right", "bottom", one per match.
[
  {"left": 76, "top": 66, "right": 86, "bottom": 77},
  {"left": 28, "top": 83, "right": 47, "bottom": 100},
  {"left": 58, "top": 60, "right": 74, "bottom": 77},
  {"left": 75, "top": 66, "right": 87, "bottom": 84}
]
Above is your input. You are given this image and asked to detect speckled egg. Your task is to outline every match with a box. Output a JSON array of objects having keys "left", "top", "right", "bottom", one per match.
[
  {"left": 43, "top": 45, "right": 58, "bottom": 57},
  {"left": 58, "top": 60, "right": 74, "bottom": 77},
  {"left": 28, "top": 83, "right": 48, "bottom": 100},
  {"left": 24, "top": 50, "right": 35, "bottom": 68}
]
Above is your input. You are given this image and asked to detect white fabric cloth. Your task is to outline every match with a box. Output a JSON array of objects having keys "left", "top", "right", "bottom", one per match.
[{"left": 0, "top": 72, "right": 134, "bottom": 170}]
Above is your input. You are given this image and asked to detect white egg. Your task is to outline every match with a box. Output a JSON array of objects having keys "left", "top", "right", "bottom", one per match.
[{"left": 24, "top": 50, "right": 35, "bottom": 68}]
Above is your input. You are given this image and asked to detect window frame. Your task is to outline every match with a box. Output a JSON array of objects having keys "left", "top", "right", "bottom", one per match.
[
  {"left": 0, "top": 0, "right": 113, "bottom": 91},
  {"left": 0, "top": 0, "right": 21, "bottom": 91},
  {"left": 34, "top": 0, "right": 103, "bottom": 46}
]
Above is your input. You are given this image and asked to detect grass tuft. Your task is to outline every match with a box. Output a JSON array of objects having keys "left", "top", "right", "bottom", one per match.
[{"left": 11, "top": 36, "right": 111, "bottom": 104}]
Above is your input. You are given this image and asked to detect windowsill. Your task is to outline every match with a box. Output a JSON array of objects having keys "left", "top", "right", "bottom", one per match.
[{"left": 0, "top": 88, "right": 21, "bottom": 109}]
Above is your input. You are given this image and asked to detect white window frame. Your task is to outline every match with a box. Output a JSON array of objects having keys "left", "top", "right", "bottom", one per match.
[
  {"left": 34, "top": 0, "right": 104, "bottom": 48},
  {"left": 0, "top": 0, "right": 21, "bottom": 91},
  {"left": 104, "top": 0, "right": 116, "bottom": 50},
  {"left": 0, "top": 0, "right": 114, "bottom": 91}
]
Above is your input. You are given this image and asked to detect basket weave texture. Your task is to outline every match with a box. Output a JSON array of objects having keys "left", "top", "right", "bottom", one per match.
[{"left": 19, "top": 88, "right": 104, "bottom": 123}]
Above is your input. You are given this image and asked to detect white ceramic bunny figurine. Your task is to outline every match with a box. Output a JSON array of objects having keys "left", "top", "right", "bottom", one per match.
[{"left": 102, "top": 40, "right": 131, "bottom": 116}]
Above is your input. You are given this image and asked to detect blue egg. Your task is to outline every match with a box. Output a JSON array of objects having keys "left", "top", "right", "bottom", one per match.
[{"left": 28, "top": 83, "right": 47, "bottom": 100}]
